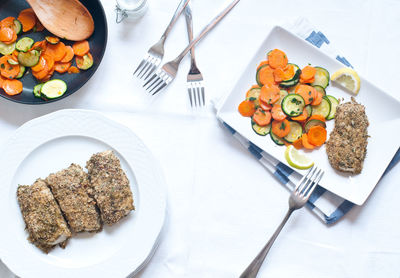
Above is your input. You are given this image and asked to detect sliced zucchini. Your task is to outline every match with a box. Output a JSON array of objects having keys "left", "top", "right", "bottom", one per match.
[
  {"left": 311, "top": 66, "right": 330, "bottom": 88},
  {"left": 76, "top": 54, "right": 93, "bottom": 70},
  {"left": 282, "top": 63, "right": 300, "bottom": 82},
  {"left": 270, "top": 131, "right": 285, "bottom": 146},
  {"left": 45, "top": 36, "right": 60, "bottom": 45},
  {"left": 326, "top": 95, "right": 339, "bottom": 120},
  {"left": 256, "top": 64, "right": 269, "bottom": 86},
  {"left": 16, "top": 37, "right": 34, "bottom": 52},
  {"left": 0, "top": 41, "right": 16, "bottom": 55},
  {"left": 252, "top": 121, "right": 271, "bottom": 136},
  {"left": 246, "top": 87, "right": 261, "bottom": 107},
  {"left": 41, "top": 79, "right": 67, "bottom": 99},
  {"left": 13, "top": 19, "right": 22, "bottom": 35},
  {"left": 18, "top": 50, "right": 40, "bottom": 67},
  {"left": 280, "top": 76, "right": 299, "bottom": 88},
  {"left": 284, "top": 121, "right": 303, "bottom": 143},
  {"left": 7, "top": 59, "right": 19, "bottom": 65},
  {"left": 305, "top": 105, "right": 312, "bottom": 118},
  {"left": 16, "top": 66, "right": 25, "bottom": 79},
  {"left": 33, "top": 83, "right": 44, "bottom": 98},
  {"left": 278, "top": 89, "right": 288, "bottom": 105},
  {"left": 281, "top": 94, "right": 305, "bottom": 117},
  {"left": 312, "top": 85, "right": 326, "bottom": 96},
  {"left": 311, "top": 96, "right": 331, "bottom": 119},
  {"left": 304, "top": 119, "right": 326, "bottom": 133}
]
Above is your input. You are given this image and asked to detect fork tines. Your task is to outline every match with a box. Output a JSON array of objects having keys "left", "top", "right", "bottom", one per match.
[
  {"left": 187, "top": 82, "right": 205, "bottom": 107},
  {"left": 133, "top": 53, "right": 162, "bottom": 80},
  {"left": 295, "top": 166, "right": 324, "bottom": 199},
  {"left": 143, "top": 70, "right": 172, "bottom": 95}
]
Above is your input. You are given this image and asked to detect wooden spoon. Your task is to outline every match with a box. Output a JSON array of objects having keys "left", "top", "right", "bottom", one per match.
[{"left": 26, "top": 0, "right": 94, "bottom": 41}]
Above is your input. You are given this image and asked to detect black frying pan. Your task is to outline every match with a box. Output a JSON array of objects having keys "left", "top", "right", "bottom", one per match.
[{"left": 0, "top": 0, "right": 107, "bottom": 104}]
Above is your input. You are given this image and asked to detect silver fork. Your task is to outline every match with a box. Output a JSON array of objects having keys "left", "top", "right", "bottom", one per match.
[
  {"left": 239, "top": 166, "right": 324, "bottom": 278},
  {"left": 133, "top": 0, "right": 191, "bottom": 80},
  {"left": 144, "top": 0, "right": 240, "bottom": 95},
  {"left": 185, "top": 4, "right": 205, "bottom": 107}
]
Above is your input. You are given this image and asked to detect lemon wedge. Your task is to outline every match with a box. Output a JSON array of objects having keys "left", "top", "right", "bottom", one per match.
[
  {"left": 285, "top": 145, "right": 314, "bottom": 170},
  {"left": 331, "top": 67, "right": 361, "bottom": 95}
]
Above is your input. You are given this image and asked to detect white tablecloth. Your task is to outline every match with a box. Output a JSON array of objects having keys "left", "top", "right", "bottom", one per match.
[{"left": 1, "top": 0, "right": 400, "bottom": 277}]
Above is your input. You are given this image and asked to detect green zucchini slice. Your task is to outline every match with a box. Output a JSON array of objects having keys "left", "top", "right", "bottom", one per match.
[
  {"left": 284, "top": 121, "right": 303, "bottom": 143},
  {"left": 13, "top": 19, "right": 22, "bottom": 35},
  {"left": 33, "top": 83, "right": 44, "bottom": 98},
  {"left": 281, "top": 94, "right": 305, "bottom": 117},
  {"left": 77, "top": 54, "right": 93, "bottom": 70},
  {"left": 16, "top": 37, "right": 34, "bottom": 52},
  {"left": 304, "top": 119, "right": 326, "bottom": 133},
  {"left": 325, "top": 95, "right": 339, "bottom": 120},
  {"left": 246, "top": 87, "right": 261, "bottom": 107},
  {"left": 41, "top": 79, "right": 67, "bottom": 99},
  {"left": 278, "top": 89, "right": 288, "bottom": 105},
  {"left": 311, "top": 66, "right": 330, "bottom": 88},
  {"left": 270, "top": 131, "right": 285, "bottom": 146},
  {"left": 16, "top": 65, "right": 26, "bottom": 79},
  {"left": 312, "top": 85, "right": 326, "bottom": 96},
  {"left": 311, "top": 96, "right": 331, "bottom": 119},
  {"left": 7, "top": 59, "right": 19, "bottom": 65},
  {"left": 0, "top": 41, "right": 16, "bottom": 55},
  {"left": 252, "top": 121, "right": 271, "bottom": 136},
  {"left": 305, "top": 105, "right": 312, "bottom": 118},
  {"left": 18, "top": 50, "right": 40, "bottom": 67}
]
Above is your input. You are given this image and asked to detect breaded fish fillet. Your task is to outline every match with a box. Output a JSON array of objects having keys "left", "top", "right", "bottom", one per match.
[
  {"left": 17, "top": 179, "right": 71, "bottom": 253},
  {"left": 86, "top": 150, "right": 134, "bottom": 225},
  {"left": 326, "top": 98, "right": 369, "bottom": 174},
  {"left": 46, "top": 164, "right": 101, "bottom": 233}
]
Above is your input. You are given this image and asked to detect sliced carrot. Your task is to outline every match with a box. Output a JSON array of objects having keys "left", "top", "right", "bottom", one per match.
[
  {"left": 283, "top": 64, "right": 295, "bottom": 80},
  {"left": 267, "top": 49, "right": 288, "bottom": 69},
  {"left": 0, "top": 74, "right": 5, "bottom": 88},
  {"left": 258, "top": 65, "right": 275, "bottom": 85},
  {"left": 18, "top": 9, "right": 36, "bottom": 32},
  {"left": 307, "top": 114, "right": 326, "bottom": 122},
  {"left": 30, "top": 40, "right": 47, "bottom": 52},
  {"left": 300, "top": 66, "right": 316, "bottom": 81},
  {"left": 301, "top": 133, "right": 315, "bottom": 150},
  {"left": 295, "top": 84, "right": 314, "bottom": 105},
  {"left": 42, "top": 54, "right": 55, "bottom": 71},
  {"left": 72, "top": 40, "right": 90, "bottom": 56},
  {"left": 271, "top": 119, "right": 290, "bottom": 137},
  {"left": 32, "top": 67, "right": 49, "bottom": 80},
  {"left": 46, "top": 36, "right": 60, "bottom": 44},
  {"left": 45, "top": 42, "right": 67, "bottom": 62},
  {"left": 252, "top": 109, "right": 272, "bottom": 126},
  {"left": 271, "top": 104, "right": 287, "bottom": 121},
  {"left": 60, "top": 46, "right": 74, "bottom": 63},
  {"left": 257, "top": 60, "right": 269, "bottom": 70},
  {"left": 300, "top": 77, "right": 315, "bottom": 84},
  {"left": 238, "top": 100, "right": 256, "bottom": 117},
  {"left": 0, "top": 55, "right": 20, "bottom": 79},
  {"left": 291, "top": 107, "right": 308, "bottom": 122},
  {"left": 68, "top": 66, "right": 80, "bottom": 74},
  {"left": 259, "top": 99, "right": 272, "bottom": 111},
  {"left": 307, "top": 126, "right": 327, "bottom": 146},
  {"left": 12, "top": 50, "right": 19, "bottom": 59},
  {"left": 2, "top": 79, "right": 23, "bottom": 95},
  {"left": 273, "top": 68, "right": 285, "bottom": 83},
  {"left": 0, "top": 27, "right": 15, "bottom": 42},
  {"left": 311, "top": 90, "right": 323, "bottom": 106},
  {"left": 260, "top": 84, "right": 280, "bottom": 105},
  {"left": 292, "top": 137, "right": 303, "bottom": 150},
  {"left": 0, "top": 17, "right": 15, "bottom": 29},
  {"left": 31, "top": 56, "right": 47, "bottom": 72},
  {"left": 54, "top": 62, "right": 71, "bottom": 73}
]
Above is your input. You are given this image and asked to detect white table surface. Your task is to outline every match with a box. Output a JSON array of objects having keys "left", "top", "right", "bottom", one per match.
[{"left": 1, "top": 0, "right": 400, "bottom": 277}]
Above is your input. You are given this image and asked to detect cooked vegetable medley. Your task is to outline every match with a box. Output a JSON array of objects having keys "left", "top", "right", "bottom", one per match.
[
  {"left": 0, "top": 8, "right": 93, "bottom": 99},
  {"left": 238, "top": 48, "right": 339, "bottom": 151}
]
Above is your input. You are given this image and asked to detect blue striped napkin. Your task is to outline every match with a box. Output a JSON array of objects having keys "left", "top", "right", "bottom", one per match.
[{"left": 218, "top": 18, "right": 400, "bottom": 225}]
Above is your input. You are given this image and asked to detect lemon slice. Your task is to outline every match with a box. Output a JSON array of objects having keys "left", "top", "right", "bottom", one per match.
[
  {"left": 285, "top": 145, "right": 314, "bottom": 170},
  {"left": 331, "top": 67, "right": 361, "bottom": 94}
]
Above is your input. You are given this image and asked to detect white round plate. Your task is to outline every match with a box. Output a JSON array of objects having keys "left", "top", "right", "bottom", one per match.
[{"left": 0, "top": 109, "right": 167, "bottom": 278}]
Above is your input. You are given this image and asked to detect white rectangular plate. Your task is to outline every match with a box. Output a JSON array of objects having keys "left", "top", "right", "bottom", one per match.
[{"left": 217, "top": 26, "right": 400, "bottom": 205}]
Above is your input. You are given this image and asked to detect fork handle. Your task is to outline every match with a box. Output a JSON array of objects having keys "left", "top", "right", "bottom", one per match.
[
  {"left": 174, "top": 0, "right": 241, "bottom": 63},
  {"left": 239, "top": 208, "right": 295, "bottom": 278},
  {"left": 184, "top": 4, "right": 196, "bottom": 65},
  {"left": 161, "top": 0, "right": 191, "bottom": 41}
]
